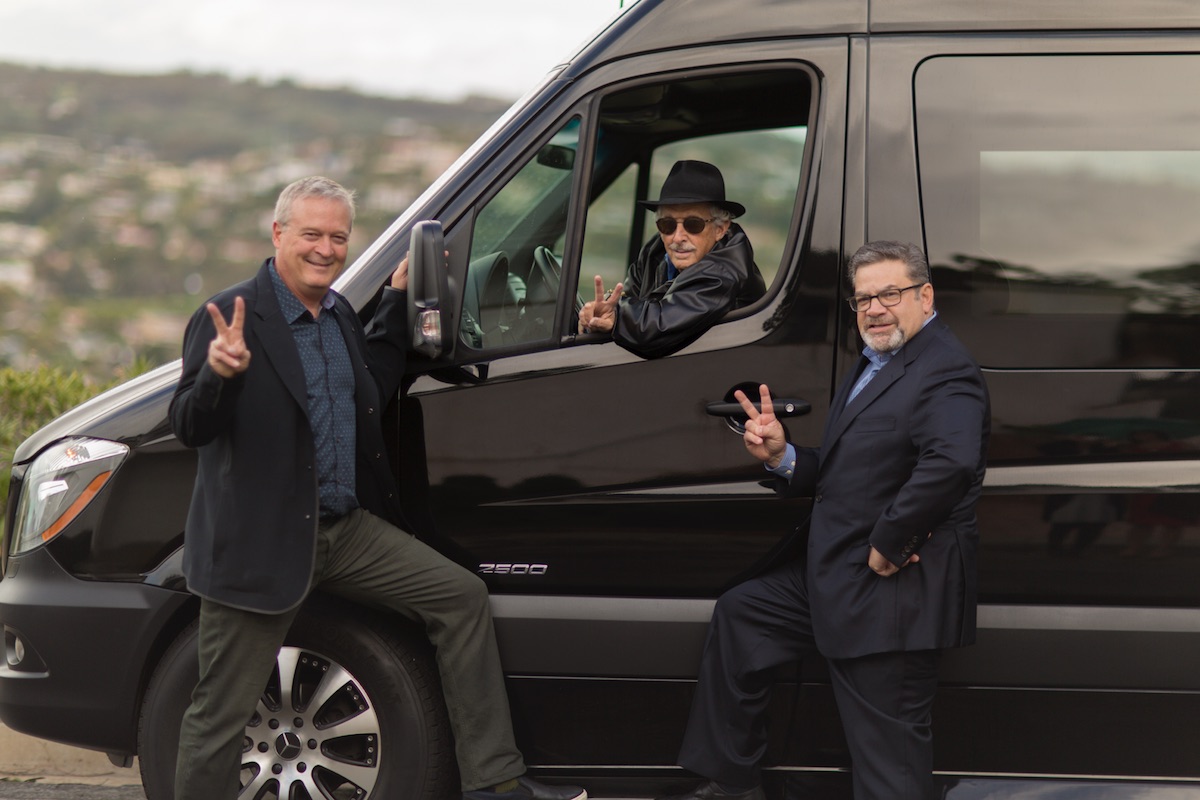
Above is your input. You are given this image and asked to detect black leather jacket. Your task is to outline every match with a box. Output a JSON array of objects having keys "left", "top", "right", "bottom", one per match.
[{"left": 614, "top": 223, "right": 765, "bottom": 359}]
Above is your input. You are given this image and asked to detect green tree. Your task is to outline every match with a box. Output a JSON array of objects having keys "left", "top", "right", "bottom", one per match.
[{"left": 0, "top": 362, "right": 150, "bottom": 538}]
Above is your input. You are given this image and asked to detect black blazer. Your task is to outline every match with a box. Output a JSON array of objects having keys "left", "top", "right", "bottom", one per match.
[
  {"left": 781, "top": 320, "right": 990, "bottom": 659},
  {"left": 170, "top": 259, "right": 409, "bottom": 613}
]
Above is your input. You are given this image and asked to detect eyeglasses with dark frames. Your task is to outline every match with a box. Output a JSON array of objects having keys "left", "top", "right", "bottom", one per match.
[
  {"left": 847, "top": 283, "right": 926, "bottom": 312},
  {"left": 655, "top": 216, "right": 713, "bottom": 235}
]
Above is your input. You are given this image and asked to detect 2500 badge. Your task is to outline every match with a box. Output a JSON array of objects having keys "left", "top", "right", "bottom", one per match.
[{"left": 478, "top": 563, "right": 549, "bottom": 575}]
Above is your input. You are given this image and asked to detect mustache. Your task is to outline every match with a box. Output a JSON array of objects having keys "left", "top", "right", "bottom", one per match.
[{"left": 863, "top": 310, "right": 895, "bottom": 322}]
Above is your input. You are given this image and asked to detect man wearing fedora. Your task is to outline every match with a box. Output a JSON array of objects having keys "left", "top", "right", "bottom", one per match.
[{"left": 578, "top": 160, "right": 765, "bottom": 359}]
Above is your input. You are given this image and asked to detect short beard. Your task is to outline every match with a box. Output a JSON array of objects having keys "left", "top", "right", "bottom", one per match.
[{"left": 861, "top": 325, "right": 905, "bottom": 354}]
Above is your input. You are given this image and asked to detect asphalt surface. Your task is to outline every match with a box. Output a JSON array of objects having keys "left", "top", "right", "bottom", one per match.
[
  {"left": 0, "top": 782, "right": 144, "bottom": 799},
  {"left": 0, "top": 786, "right": 650, "bottom": 800},
  {"left": 0, "top": 779, "right": 648, "bottom": 800}
]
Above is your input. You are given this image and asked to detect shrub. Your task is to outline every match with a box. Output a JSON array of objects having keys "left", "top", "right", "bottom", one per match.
[{"left": 1, "top": 360, "right": 153, "bottom": 536}]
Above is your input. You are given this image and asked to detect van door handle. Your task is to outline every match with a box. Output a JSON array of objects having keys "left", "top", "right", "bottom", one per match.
[
  {"left": 706, "top": 397, "right": 811, "bottom": 435},
  {"left": 705, "top": 399, "right": 811, "bottom": 419}
]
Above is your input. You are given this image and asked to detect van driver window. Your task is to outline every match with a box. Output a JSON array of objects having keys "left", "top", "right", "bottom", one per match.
[
  {"left": 459, "top": 69, "right": 812, "bottom": 358},
  {"left": 577, "top": 71, "right": 810, "bottom": 358}
]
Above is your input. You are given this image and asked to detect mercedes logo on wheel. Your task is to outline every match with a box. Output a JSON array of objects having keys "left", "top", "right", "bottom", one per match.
[{"left": 275, "top": 731, "right": 303, "bottom": 761}]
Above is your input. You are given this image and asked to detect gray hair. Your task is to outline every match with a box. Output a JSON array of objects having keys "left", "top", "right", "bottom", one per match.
[
  {"left": 274, "top": 176, "right": 356, "bottom": 229},
  {"left": 709, "top": 205, "right": 734, "bottom": 227},
  {"left": 847, "top": 240, "right": 930, "bottom": 287}
]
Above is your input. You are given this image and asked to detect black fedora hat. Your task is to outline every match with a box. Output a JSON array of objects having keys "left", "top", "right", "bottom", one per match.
[{"left": 638, "top": 160, "right": 746, "bottom": 218}]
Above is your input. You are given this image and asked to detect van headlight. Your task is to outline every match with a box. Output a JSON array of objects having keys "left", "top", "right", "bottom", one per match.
[{"left": 10, "top": 438, "right": 129, "bottom": 556}]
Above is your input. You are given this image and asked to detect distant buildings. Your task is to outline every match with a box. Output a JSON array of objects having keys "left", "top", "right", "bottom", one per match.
[{"left": 0, "top": 115, "right": 477, "bottom": 378}]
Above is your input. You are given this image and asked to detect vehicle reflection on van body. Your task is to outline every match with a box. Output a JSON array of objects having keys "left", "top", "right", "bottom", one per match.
[{"left": 4, "top": 1, "right": 1200, "bottom": 797}]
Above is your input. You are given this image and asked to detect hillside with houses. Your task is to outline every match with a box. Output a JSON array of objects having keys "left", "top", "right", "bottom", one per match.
[{"left": 0, "top": 63, "right": 509, "bottom": 380}]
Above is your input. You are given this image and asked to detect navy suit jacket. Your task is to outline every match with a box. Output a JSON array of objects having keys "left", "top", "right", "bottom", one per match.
[
  {"left": 170, "top": 259, "right": 409, "bottom": 613},
  {"left": 780, "top": 320, "right": 989, "bottom": 659}
]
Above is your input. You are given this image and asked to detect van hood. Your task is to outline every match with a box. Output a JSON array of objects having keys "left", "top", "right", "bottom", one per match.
[{"left": 12, "top": 361, "right": 182, "bottom": 465}]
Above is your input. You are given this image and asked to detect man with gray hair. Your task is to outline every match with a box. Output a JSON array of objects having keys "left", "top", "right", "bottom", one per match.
[
  {"left": 170, "top": 176, "right": 585, "bottom": 800},
  {"left": 578, "top": 160, "right": 765, "bottom": 359}
]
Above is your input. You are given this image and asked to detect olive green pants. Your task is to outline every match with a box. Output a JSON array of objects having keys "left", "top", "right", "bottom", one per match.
[{"left": 173, "top": 509, "right": 525, "bottom": 798}]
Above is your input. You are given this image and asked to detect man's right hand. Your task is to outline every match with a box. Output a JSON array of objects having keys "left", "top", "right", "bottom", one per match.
[
  {"left": 206, "top": 296, "right": 251, "bottom": 378},
  {"left": 734, "top": 383, "right": 787, "bottom": 467}
]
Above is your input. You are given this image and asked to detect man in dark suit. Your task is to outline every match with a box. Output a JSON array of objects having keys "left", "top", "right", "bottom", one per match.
[
  {"left": 170, "top": 176, "right": 584, "bottom": 800},
  {"left": 660, "top": 241, "right": 989, "bottom": 800}
]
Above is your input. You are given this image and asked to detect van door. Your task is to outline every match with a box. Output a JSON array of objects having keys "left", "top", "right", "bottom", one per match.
[{"left": 397, "top": 40, "right": 849, "bottom": 768}]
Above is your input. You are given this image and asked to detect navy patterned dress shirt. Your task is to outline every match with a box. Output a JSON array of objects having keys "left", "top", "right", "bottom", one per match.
[{"left": 269, "top": 261, "right": 358, "bottom": 519}]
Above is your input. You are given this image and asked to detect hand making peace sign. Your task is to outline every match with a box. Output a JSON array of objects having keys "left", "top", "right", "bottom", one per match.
[
  {"left": 733, "top": 383, "right": 787, "bottom": 467},
  {"left": 577, "top": 275, "right": 624, "bottom": 334},
  {"left": 205, "top": 296, "right": 251, "bottom": 378}
]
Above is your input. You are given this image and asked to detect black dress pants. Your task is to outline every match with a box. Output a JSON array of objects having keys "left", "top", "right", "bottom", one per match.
[{"left": 677, "top": 560, "right": 940, "bottom": 800}]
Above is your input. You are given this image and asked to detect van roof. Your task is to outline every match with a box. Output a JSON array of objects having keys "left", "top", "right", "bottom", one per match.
[{"left": 580, "top": 0, "right": 1200, "bottom": 68}]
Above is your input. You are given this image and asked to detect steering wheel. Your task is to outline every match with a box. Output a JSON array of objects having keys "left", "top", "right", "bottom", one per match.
[
  {"left": 528, "top": 246, "right": 562, "bottom": 305},
  {"left": 529, "top": 246, "right": 585, "bottom": 316},
  {"left": 517, "top": 247, "right": 586, "bottom": 341}
]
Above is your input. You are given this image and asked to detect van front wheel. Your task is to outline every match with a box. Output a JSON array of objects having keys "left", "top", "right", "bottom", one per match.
[{"left": 137, "top": 601, "right": 456, "bottom": 799}]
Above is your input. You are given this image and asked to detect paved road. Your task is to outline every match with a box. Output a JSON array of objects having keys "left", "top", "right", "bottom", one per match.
[
  {"left": 0, "top": 781, "right": 645, "bottom": 800},
  {"left": 0, "top": 782, "right": 144, "bottom": 799},
  {"left": 0, "top": 783, "right": 645, "bottom": 800}
]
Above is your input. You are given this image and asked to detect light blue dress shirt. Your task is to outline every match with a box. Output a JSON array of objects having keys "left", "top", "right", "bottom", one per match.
[{"left": 767, "top": 313, "right": 937, "bottom": 478}]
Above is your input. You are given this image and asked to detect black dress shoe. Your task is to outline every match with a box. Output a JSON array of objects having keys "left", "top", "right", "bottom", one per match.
[{"left": 656, "top": 779, "right": 765, "bottom": 800}]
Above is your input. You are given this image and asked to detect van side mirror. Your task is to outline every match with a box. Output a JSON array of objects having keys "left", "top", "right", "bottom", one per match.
[{"left": 407, "top": 220, "right": 454, "bottom": 359}]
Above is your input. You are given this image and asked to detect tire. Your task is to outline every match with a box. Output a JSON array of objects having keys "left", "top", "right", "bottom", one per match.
[{"left": 137, "top": 600, "right": 456, "bottom": 800}]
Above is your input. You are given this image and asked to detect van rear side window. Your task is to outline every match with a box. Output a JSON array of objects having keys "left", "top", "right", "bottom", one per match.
[
  {"left": 916, "top": 55, "right": 1200, "bottom": 370},
  {"left": 917, "top": 54, "right": 1200, "bottom": 608}
]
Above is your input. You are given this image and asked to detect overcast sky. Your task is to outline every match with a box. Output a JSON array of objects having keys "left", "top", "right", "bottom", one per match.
[{"left": 0, "top": 0, "right": 629, "bottom": 101}]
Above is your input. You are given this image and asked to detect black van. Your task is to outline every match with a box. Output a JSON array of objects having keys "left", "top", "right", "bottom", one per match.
[{"left": 4, "top": 1, "right": 1200, "bottom": 797}]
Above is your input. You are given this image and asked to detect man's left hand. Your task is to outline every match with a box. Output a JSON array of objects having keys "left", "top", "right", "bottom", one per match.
[
  {"left": 390, "top": 255, "right": 409, "bottom": 291},
  {"left": 869, "top": 545, "right": 918, "bottom": 577}
]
